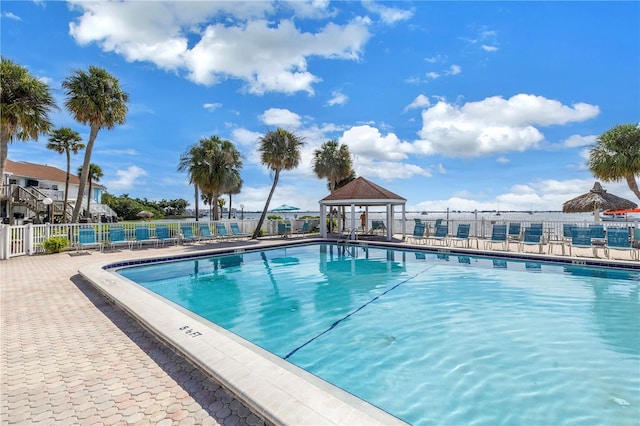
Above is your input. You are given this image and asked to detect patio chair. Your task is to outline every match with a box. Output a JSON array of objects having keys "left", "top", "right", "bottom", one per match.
[
  {"left": 519, "top": 227, "right": 544, "bottom": 254},
  {"left": 230, "top": 222, "right": 251, "bottom": 239},
  {"left": 484, "top": 224, "right": 508, "bottom": 251},
  {"left": 215, "top": 223, "right": 230, "bottom": 241},
  {"left": 633, "top": 228, "right": 640, "bottom": 249},
  {"left": 180, "top": 224, "right": 200, "bottom": 244},
  {"left": 407, "top": 222, "right": 426, "bottom": 244},
  {"left": 604, "top": 228, "right": 637, "bottom": 260},
  {"left": 155, "top": 225, "right": 178, "bottom": 246},
  {"left": 199, "top": 224, "right": 216, "bottom": 242},
  {"left": 370, "top": 220, "right": 387, "bottom": 235},
  {"left": 507, "top": 223, "right": 522, "bottom": 241},
  {"left": 108, "top": 226, "right": 133, "bottom": 250},
  {"left": 134, "top": 226, "right": 156, "bottom": 249},
  {"left": 424, "top": 224, "right": 448, "bottom": 246},
  {"left": 589, "top": 224, "right": 606, "bottom": 247},
  {"left": 448, "top": 224, "right": 470, "bottom": 248},
  {"left": 568, "top": 227, "right": 597, "bottom": 258},
  {"left": 277, "top": 222, "right": 291, "bottom": 238},
  {"left": 77, "top": 227, "right": 102, "bottom": 252}
]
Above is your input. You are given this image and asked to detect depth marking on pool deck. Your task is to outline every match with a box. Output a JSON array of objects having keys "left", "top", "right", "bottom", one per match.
[{"left": 284, "top": 264, "right": 437, "bottom": 360}]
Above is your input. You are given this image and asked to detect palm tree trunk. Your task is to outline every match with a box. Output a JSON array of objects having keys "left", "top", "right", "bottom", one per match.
[
  {"left": 0, "top": 130, "right": 9, "bottom": 195},
  {"left": 252, "top": 170, "right": 279, "bottom": 239},
  {"left": 63, "top": 150, "right": 71, "bottom": 223},
  {"left": 626, "top": 174, "right": 640, "bottom": 200},
  {"left": 194, "top": 185, "right": 199, "bottom": 222},
  {"left": 86, "top": 179, "right": 93, "bottom": 220},
  {"left": 228, "top": 194, "right": 232, "bottom": 219},
  {"left": 71, "top": 126, "right": 99, "bottom": 222}
]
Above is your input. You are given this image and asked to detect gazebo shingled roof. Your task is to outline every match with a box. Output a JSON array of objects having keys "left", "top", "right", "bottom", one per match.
[{"left": 320, "top": 177, "right": 406, "bottom": 205}]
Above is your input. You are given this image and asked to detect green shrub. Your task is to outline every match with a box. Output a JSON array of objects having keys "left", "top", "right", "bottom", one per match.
[{"left": 43, "top": 235, "right": 70, "bottom": 253}]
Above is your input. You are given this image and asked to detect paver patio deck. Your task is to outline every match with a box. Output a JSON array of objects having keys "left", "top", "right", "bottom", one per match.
[{"left": 1, "top": 241, "right": 272, "bottom": 425}]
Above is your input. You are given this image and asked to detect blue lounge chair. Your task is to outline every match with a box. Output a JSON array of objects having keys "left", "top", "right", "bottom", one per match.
[
  {"left": 277, "top": 222, "right": 291, "bottom": 238},
  {"left": 448, "top": 224, "right": 470, "bottom": 248},
  {"left": 424, "top": 224, "right": 448, "bottom": 246},
  {"left": 155, "top": 225, "right": 178, "bottom": 246},
  {"left": 407, "top": 222, "right": 426, "bottom": 244},
  {"left": 508, "top": 223, "right": 522, "bottom": 241},
  {"left": 230, "top": 222, "right": 250, "bottom": 239},
  {"left": 295, "top": 221, "right": 310, "bottom": 236},
  {"left": 108, "top": 227, "right": 132, "bottom": 250},
  {"left": 604, "top": 228, "right": 637, "bottom": 260},
  {"left": 199, "top": 224, "right": 216, "bottom": 241},
  {"left": 370, "top": 220, "right": 387, "bottom": 235},
  {"left": 134, "top": 226, "right": 156, "bottom": 248},
  {"left": 180, "top": 224, "right": 200, "bottom": 244},
  {"left": 215, "top": 223, "right": 230, "bottom": 241},
  {"left": 569, "top": 228, "right": 596, "bottom": 258},
  {"left": 519, "top": 227, "right": 544, "bottom": 254},
  {"left": 484, "top": 224, "right": 508, "bottom": 251},
  {"left": 77, "top": 228, "right": 102, "bottom": 252}
]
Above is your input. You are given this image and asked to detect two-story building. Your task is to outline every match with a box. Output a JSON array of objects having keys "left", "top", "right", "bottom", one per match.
[{"left": 1, "top": 159, "right": 113, "bottom": 224}]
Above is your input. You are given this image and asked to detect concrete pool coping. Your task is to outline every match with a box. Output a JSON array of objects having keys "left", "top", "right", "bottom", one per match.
[{"left": 77, "top": 237, "right": 640, "bottom": 425}]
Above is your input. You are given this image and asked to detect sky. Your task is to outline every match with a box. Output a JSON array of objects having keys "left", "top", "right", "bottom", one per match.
[{"left": 2, "top": 0, "right": 639, "bottom": 213}]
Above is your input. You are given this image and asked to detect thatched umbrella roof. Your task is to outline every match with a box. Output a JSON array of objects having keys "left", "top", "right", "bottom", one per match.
[{"left": 562, "top": 182, "right": 638, "bottom": 221}]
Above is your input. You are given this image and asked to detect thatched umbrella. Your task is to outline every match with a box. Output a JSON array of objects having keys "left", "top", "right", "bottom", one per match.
[{"left": 562, "top": 182, "right": 638, "bottom": 222}]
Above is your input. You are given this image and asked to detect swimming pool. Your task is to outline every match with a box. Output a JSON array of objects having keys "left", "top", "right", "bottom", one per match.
[{"left": 113, "top": 243, "right": 639, "bottom": 425}]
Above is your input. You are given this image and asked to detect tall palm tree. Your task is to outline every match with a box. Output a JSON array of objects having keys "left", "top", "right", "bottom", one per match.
[
  {"left": 312, "top": 140, "right": 353, "bottom": 193},
  {"left": 63, "top": 66, "right": 129, "bottom": 222},
  {"left": 47, "top": 127, "right": 85, "bottom": 222},
  {"left": 178, "top": 136, "right": 243, "bottom": 221},
  {"left": 225, "top": 169, "right": 243, "bottom": 219},
  {"left": 178, "top": 143, "right": 203, "bottom": 221},
  {"left": 0, "top": 57, "right": 57, "bottom": 193},
  {"left": 589, "top": 123, "right": 640, "bottom": 200},
  {"left": 77, "top": 163, "right": 103, "bottom": 220},
  {"left": 252, "top": 128, "right": 304, "bottom": 239},
  {"left": 313, "top": 140, "right": 354, "bottom": 231}
]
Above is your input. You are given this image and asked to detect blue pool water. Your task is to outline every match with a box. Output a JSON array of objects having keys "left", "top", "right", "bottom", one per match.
[{"left": 117, "top": 244, "right": 640, "bottom": 425}]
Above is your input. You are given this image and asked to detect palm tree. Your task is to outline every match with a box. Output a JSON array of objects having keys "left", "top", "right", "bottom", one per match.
[
  {"left": 0, "top": 57, "right": 57, "bottom": 194},
  {"left": 225, "top": 169, "right": 243, "bottom": 219},
  {"left": 252, "top": 128, "right": 304, "bottom": 239},
  {"left": 178, "top": 136, "right": 243, "bottom": 221},
  {"left": 313, "top": 140, "right": 354, "bottom": 231},
  {"left": 588, "top": 123, "right": 640, "bottom": 200},
  {"left": 47, "top": 127, "right": 85, "bottom": 222},
  {"left": 312, "top": 140, "right": 353, "bottom": 193},
  {"left": 77, "top": 163, "right": 103, "bottom": 220},
  {"left": 63, "top": 66, "right": 129, "bottom": 222},
  {"left": 178, "top": 143, "right": 202, "bottom": 221}
]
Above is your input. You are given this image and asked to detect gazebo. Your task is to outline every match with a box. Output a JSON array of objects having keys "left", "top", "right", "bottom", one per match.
[{"left": 319, "top": 177, "right": 407, "bottom": 241}]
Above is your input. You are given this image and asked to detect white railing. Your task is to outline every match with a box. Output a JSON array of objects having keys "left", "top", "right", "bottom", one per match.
[{"left": 0, "top": 218, "right": 322, "bottom": 259}]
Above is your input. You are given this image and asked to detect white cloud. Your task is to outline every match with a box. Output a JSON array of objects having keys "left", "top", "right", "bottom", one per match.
[
  {"left": 231, "top": 128, "right": 262, "bottom": 147},
  {"left": 362, "top": 1, "right": 413, "bottom": 25},
  {"left": 481, "top": 44, "right": 498, "bottom": 52},
  {"left": 2, "top": 12, "right": 21, "bottom": 21},
  {"left": 203, "top": 102, "right": 222, "bottom": 111},
  {"left": 259, "top": 108, "right": 302, "bottom": 129},
  {"left": 404, "top": 94, "right": 431, "bottom": 111},
  {"left": 446, "top": 64, "right": 461, "bottom": 75},
  {"left": 354, "top": 158, "right": 431, "bottom": 180},
  {"left": 96, "top": 148, "right": 138, "bottom": 156},
  {"left": 426, "top": 71, "right": 440, "bottom": 79},
  {"left": 327, "top": 90, "right": 348, "bottom": 106},
  {"left": 105, "top": 165, "right": 147, "bottom": 191},
  {"left": 414, "top": 94, "right": 600, "bottom": 157},
  {"left": 340, "top": 124, "right": 412, "bottom": 161},
  {"left": 496, "top": 156, "right": 509, "bottom": 164},
  {"left": 68, "top": 2, "right": 371, "bottom": 95},
  {"left": 563, "top": 134, "right": 596, "bottom": 147},
  {"left": 424, "top": 55, "right": 446, "bottom": 63}
]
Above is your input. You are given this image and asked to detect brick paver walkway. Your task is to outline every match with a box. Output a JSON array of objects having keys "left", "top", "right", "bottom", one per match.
[{"left": 1, "top": 246, "right": 268, "bottom": 425}]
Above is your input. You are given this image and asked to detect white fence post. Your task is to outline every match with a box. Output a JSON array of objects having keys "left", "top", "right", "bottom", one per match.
[
  {"left": 25, "top": 224, "right": 34, "bottom": 255},
  {"left": 0, "top": 225, "right": 8, "bottom": 260}
]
